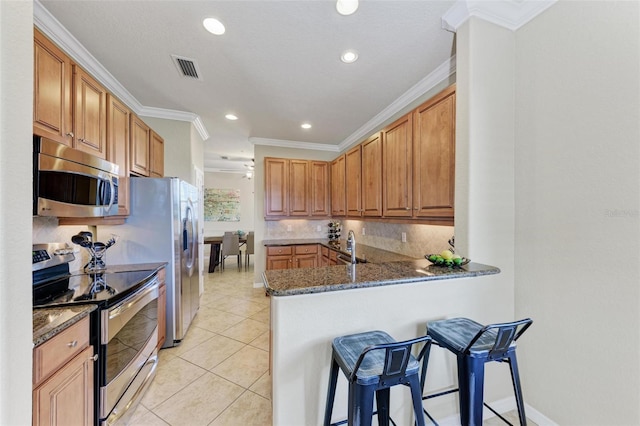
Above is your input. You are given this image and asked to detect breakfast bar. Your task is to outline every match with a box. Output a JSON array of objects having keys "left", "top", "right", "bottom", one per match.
[{"left": 263, "top": 258, "right": 501, "bottom": 425}]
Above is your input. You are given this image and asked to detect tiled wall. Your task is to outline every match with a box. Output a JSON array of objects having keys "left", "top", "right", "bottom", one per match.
[
  {"left": 265, "top": 219, "right": 454, "bottom": 258},
  {"left": 33, "top": 217, "right": 93, "bottom": 272}
]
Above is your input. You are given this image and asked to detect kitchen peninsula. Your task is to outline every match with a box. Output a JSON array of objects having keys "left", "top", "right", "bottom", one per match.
[{"left": 263, "top": 242, "right": 500, "bottom": 425}]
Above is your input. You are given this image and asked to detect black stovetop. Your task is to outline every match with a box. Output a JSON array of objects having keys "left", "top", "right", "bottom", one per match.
[{"left": 33, "top": 269, "right": 156, "bottom": 308}]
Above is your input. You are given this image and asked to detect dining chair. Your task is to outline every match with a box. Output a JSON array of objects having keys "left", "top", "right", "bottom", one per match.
[
  {"left": 244, "top": 232, "right": 254, "bottom": 270},
  {"left": 221, "top": 232, "right": 241, "bottom": 271}
]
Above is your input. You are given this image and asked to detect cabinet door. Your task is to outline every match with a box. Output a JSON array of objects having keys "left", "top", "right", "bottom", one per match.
[
  {"left": 130, "top": 114, "right": 150, "bottom": 176},
  {"left": 33, "top": 346, "right": 94, "bottom": 426},
  {"left": 157, "top": 282, "right": 166, "bottom": 350},
  {"left": 345, "top": 145, "right": 362, "bottom": 217},
  {"left": 265, "top": 158, "right": 289, "bottom": 217},
  {"left": 413, "top": 86, "right": 456, "bottom": 219},
  {"left": 361, "top": 133, "right": 383, "bottom": 217},
  {"left": 33, "top": 30, "right": 73, "bottom": 146},
  {"left": 310, "top": 161, "right": 330, "bottom": 217},
  {"left": 267, "top": 256, "right": 292, "bottom": 270},
  {"left": 74, "top": 66, "right": 107, "bottom": 158},
  {"left": 150, "top": 130, "right": 164, "bottom": 177},
  {"left": 295, "top": 254, "right": 318, "bottom": 269},
  {"left": 289, "top": 160, "right": 310, "bottom": 216},
  {"left": 330, "top": 155, "right": 346, "bottom": 216},
  {"left": 107, "top": 95, "right": 130, "bottom": 216},
  {"left": 382, "top": 114, "right": 413, "bottom": 217}
]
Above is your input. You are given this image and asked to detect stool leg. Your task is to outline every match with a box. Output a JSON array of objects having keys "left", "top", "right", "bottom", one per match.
[
  {"left": 419, "top": 340, "right": 433, "bottom": 392},
  {"left": 507, "top": 352, "right": 527, "bottom": 426},
  {"left": 457, "top": 355, "right": 485, "bottom": 426},
  {"left": 375, "top": 388, "right": 390, "bottom": 426},
  {"left": 408, "top": 374, "right": 427, "bottom": 426},
  {"left": 351, "top": 383, "right": 375, "bottom": 426},
  {"left": 324, "top": 358, "right": 340, "bottom": 426}
]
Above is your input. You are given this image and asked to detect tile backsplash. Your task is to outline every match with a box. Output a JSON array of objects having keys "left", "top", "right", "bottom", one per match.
[
  {"left": 265, "top": 219, "right": 454, "bottom": 259},
  {"left": 33, "top": 217, "right": 92, "bottom": 272}
]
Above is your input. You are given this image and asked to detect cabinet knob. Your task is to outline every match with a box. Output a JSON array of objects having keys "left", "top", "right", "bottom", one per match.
[
  {"left": 67, "top": 340, "right": 78, "bottom": 348},
  {"left": 414, "top": 207, "right": 419, "bottom": 210},
  {"left": 78, "top": 137, "right": 85, "bottom": 142},
  {"left": 405, "top": 207, "right": 410, "bottom": 210},
  {"left": 66, "top": 132, "right": 74, "bottom": 138},
  {"left": 89, "top": 354, "right": 98, "bottom": 362}
]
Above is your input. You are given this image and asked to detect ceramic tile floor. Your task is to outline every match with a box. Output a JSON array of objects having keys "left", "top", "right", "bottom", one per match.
[{"left": 130, "top": 258, "right": 272, "bottom": 425}]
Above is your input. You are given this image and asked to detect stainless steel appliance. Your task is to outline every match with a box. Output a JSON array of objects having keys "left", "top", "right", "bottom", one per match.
[
  {"left": 33, "top": 135, "right": 119, "bottom": 218},
  {"left": 99, "top": 177, "right": 200, "bottom": 347},
  {"left": 33, "top": 243, "right": 160, "bottom": 425}
]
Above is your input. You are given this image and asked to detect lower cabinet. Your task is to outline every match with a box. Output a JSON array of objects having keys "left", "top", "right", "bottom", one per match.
[
  {"left": 157, "top": 281, "right": 167, "bottom": 350},
  {"left": 266, "top": 245, "right": 320, "bottom": 270},
  {"left": 33, "top": 316, "right": 94, "bottom": 426}
]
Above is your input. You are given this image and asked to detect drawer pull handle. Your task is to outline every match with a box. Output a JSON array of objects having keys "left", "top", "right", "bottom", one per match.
[
  {"left": 89, "top": 354, "right": 98, "bottom": 362},
  {"left": 67, "top": 340, "right": 78, "bottom": 348}
]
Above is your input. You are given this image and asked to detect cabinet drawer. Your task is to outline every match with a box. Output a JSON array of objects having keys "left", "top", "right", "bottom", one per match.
[
  {"left": 294, "top": 245, "right": 318, "bottom": 255},
  {"left": 33, "top": 316, "right": 90, "bottom": 386},
  {"left": 267, "top": 246, "right": 293, "bottom": 256}
]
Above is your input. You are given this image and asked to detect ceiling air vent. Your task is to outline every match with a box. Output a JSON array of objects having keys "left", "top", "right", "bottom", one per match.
[{"left": 171, "top": 55, "right": 202, "bottom": 80}]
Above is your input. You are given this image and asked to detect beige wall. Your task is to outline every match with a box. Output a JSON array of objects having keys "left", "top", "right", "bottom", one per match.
[
  {"left": 0, "top": 1, "right": 34, "bottom": 424},
  {"left": 203, "top": 172, "right": 255, "bottom": 235},
  {"left": 513, "top": 1, "right": 640, "bottom": 423}
]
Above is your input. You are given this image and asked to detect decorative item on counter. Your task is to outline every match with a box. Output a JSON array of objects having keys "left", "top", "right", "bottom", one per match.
[
  {"left": 448, "top": 235, "right": 455, "bottom": 253},
  {"left": 71, "top": 232, "right": 119, "bottom": 272},
  {"left": 328, "top": 221, "right": 341, "bottom": 243},
  {"left": 236, "top": 230, "right": 245, "bottom": 237},
  {"left": 425, "top": 249, "right": 470, "bottom": 268}
]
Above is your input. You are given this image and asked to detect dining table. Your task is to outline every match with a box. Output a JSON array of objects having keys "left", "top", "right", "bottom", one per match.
[{"left": 204, "top": 234, "right": 248, "bottom": 272}]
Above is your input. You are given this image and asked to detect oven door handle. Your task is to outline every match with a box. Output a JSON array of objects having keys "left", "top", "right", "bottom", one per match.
[{"left": 102, "top": 278, "right": 159, "bottom": 345}]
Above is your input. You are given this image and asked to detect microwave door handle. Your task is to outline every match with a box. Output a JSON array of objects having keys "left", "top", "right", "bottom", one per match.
[{"left": 104, "top": 177, "right": 115, "bottom": 215}]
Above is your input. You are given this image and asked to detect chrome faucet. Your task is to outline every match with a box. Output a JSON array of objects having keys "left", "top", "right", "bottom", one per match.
[{"left": 346, "top": 230, "right": 356, "bottom": 264}]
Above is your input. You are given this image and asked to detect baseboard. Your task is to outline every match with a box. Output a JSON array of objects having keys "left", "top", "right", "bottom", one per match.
[
  {"left": 433, "top": 397, "right": 558, "bottom": 426},
  {"left": 253, "top": 281, "right": 264, "bottom": 288}
]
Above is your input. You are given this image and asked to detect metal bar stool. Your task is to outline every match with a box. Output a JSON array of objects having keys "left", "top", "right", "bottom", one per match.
[
  {"left": 324, "top": 330, "right": 432, "bottom": 426},
  {"left": 420, "top": 318, "right": 533, "bottom": 426}
]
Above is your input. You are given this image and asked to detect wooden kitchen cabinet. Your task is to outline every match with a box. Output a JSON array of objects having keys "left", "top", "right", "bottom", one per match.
[
  {"left": 74, "top": 66, "right": 107, "bottom": 158},
  {"left": 382, "top": 113, "right": 413, "bottom": 217},
  {"left": 345, "top": 145, "right": 362, "bottom": 217},
  {"left": 310, "top": 161, "right": 331, "bottom": 217},
  {"left": 150, "top": 130, "right": 165, "bottom": 177},
  {"left": 413, "top": 85, "right": 456, "bottom": 220},
  {"left": 266, "top": 245, "right": 319, "bottom": 270},
  {"left": 33, "top": 29, "right": 73, "bottom": 146},
  {"left": 264, "top": 158, "right": 330, "bottom": 219},
  {"left": 289, "top": 160, "right": 310, "bottom": 216},
  {"left": 330, "top": 155, "right": 346, "bottom": 216},
  {"left": 107, "top": 94, "right": 131, "bottom": 216},
  {"left": 33, "top": 316, "right": 94, "bottom": 426},
  {"left": 361, "top": 132, "right": 383, "bottom": 217},
  {"left": 130, "top": 114, "right": 151, "bottom": 176}
]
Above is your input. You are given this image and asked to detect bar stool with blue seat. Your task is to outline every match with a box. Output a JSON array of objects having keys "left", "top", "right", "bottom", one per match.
[
  {"left": 323, "top": 330, "right": 431, "bottom": 426},
  {"left": 420, "top": 317, "right": 533, "bottom": 426}
]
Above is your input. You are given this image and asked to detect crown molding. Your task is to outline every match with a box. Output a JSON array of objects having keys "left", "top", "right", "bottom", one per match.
[
  {"left": 33, "top": 0, "right": 210, "bottom": 141},
  {"left": 338, "top": 54, "right": 456, "bottom": 152},
  {"left": 250, "top": 137, "right": 341, "bottom": 152},
  {"left": 442, "top": 0, "right": 557, "bottom": 32}
]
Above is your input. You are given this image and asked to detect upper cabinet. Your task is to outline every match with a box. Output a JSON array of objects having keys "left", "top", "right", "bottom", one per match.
[
  {"left": 330, "top": 155, "right": 346, "bottom": 217},
  {"left": 345, "top": 145, "right": 362, "bottom": 217},
  {"left": 33, "top": 29, "right": 73, "bottom": 146},
  {"left": 130, "top": 114, "right": 150, "bottom": 176},
  {"left": 382, "top": 113, "right": 413, "bottom": 217},
  {"left": 361, "top": 132, "right": 383, "bottom": 217},
  {"left": 73, "top": 66, "right": 107, "bottom": 158},
  {"left": 413, "top": 85, "right": 456, "bottom": 220},
  {"left": 150, "top": 130, "right": 165, "bottom": 178},
  {"left": 264, "top": 157, "right": 331, "bottom": 219},
  {"left": 107, "top": 94, "right": 131, "bottom": 216}
]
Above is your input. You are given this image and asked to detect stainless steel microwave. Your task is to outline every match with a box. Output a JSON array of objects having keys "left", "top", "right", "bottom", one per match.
[{"left": 33, "top": 135, "right": 119, "bottom": 218}]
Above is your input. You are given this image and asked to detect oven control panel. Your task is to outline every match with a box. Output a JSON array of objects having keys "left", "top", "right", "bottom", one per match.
[{"left": 32, "top": 243, "right": 75, "bottom": 272}]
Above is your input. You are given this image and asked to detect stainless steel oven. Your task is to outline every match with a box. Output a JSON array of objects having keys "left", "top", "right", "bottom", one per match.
[
  {"left": 33, "top": 135, "right": 119, "bottom": 218},
  {"left": 33, "top": 243, "right": 160, "bottom": 425}
]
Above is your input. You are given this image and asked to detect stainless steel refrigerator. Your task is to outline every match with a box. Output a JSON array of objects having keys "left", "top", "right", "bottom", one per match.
[{"left": 99, "top": 177, "right": 200, "bottom": 348}]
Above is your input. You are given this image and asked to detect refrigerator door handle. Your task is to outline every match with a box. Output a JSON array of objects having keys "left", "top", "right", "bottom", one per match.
[{"left": 184, "top": 200, "right": 196, "bottom": 275}]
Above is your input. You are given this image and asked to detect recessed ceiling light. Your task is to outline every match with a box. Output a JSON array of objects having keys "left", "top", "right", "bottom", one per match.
[
  {"left": 341, "top": 50, "right": 359, "bottom": 63},
  {"left": 301, "top": 123, "right": 312, "bottom": 129},
  {"left": 336, "top": 0, "right": 359, "bottom": 16},
  {"left": 203, "top": 18, "right": 225, "bottom": 35},
  {"left": 225, "top": 114, "right": 238, "bottom": 120}
]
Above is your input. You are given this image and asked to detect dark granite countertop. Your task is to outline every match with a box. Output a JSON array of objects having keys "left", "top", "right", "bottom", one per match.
[
  {"left": 263, "top": 260, "right": 500, "bottom": 296},
  {"left": 263, "top": 238, "right": 417, "bottom": 263},
  {"left": 33, "top": 305, "right": 96, "bottom": 347},
  {"left": 73, "top": 262, "right": 167, "bottom": 275}
]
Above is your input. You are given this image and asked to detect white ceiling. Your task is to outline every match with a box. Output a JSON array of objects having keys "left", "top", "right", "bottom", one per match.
[{"left": 37, "top": 0, "right": 456, "bottom": 173}]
